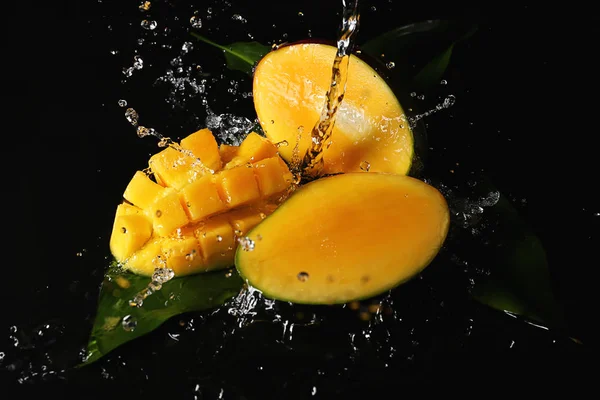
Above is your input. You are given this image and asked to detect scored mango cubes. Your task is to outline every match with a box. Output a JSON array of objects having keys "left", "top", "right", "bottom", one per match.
[{"left": 109, "top": 128, "right": 295, "bottom": 277}]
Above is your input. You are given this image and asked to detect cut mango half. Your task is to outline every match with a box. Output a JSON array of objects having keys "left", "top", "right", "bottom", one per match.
[
  {"left": 253, "top": 42, "right": 414, "bottom": 176},
  {"left": 236, "top": 173, "right": 450, "bottom": 304},
  {"left": 109, "top": 129, "right": 294, "bottom": 277}
]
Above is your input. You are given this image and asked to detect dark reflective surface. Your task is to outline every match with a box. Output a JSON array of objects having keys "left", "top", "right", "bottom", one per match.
[{"left": 4, "top": 0, "right": 595, "bottom": 397}]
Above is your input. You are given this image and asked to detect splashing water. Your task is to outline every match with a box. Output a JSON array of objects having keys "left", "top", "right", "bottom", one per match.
[{"left": 129, "top": 262, "right": 175, "bottom": 308}]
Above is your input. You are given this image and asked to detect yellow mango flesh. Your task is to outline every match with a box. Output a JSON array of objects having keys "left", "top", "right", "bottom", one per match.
[
  {"left": 225, "top": 132, "right": 279, "bottom": 168},
  {"left": 109, "top": 129, "right": 293, "bottom": 277},
  {"left": 148, "top": 128, "right": 221, "bottom": 190},
  {"left": 235, "top": 173, "right": 450, "bottom": 304},
  {"left": 253, "top": 43, "right": 414, "bottom": 176}
]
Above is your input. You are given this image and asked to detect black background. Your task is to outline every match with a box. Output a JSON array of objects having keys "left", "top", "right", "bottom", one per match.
[{"left": 3, "top": 0, "right": 595, "bottom": 398}]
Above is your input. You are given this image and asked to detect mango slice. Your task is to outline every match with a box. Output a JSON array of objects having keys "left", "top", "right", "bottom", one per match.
[
  {"left": 253, "top": 43, "right": 414, "bottom": 176},
  {"left": 109, "top": 129, "right": 294, "bottom": 277},
  {"left": 235, "top": 173, "right": 450, "bottom": 304}
]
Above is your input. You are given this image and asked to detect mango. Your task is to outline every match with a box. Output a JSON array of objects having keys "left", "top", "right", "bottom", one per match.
[
  {"left": 109, "top": 129, "right": 293, "bottom": 277},
  {"left": 253, "top": 43, "right": 414, "bottom": 176},
  {"left": 235, "top": 173, "right": 450, "bottom": 304},
  {"left": 225, "top": 132, "right": 279, "bottom": 168}
]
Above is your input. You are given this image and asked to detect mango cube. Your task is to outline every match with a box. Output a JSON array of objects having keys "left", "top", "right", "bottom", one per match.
[
  {"left": 226, "top": 207, "right": 265, "bottom": 237},
  {"left": 180, "top": 128, "right": 222, "bottom": 173},
  {"left": 123, "top": 171, "right": 165, "bottom": 209},
  {"left": 179, "top": 174, "right": 226, "bottom": 223},
  {"left": 149, "top": 147, "right": 204, "bottom": 191},
  {"left": 147, "top": 188, "right": 189, "bottom": 236},
  {"left": 252, "top": 156, "right": 294, "bottom": 198},
  {"left": 216, "top": 166, "right": 260, "bottom": 208},
  {"left": 225, "top": 132, "right": 278, "bottom": 168},
  {"left": 125, "top": 238, "right": 167, "bottom": 276},
  {"left": 161, "top": 236, "right": 205, "bottom": 276},
  {"left": 109, "top": 212, "right": 153, "bottom": 262},
  {"left": 195, "top": 215, "right": 235, "bottom": 271}
]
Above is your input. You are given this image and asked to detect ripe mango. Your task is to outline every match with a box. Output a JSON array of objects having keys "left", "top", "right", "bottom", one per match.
[
  {"left": 235, "top": 173, "right": 450, "bottom": 304},
  {"left": 109, "top": 130, "right": 294, "bottom": 277},
  {"left": 253, "top": 43, "right": 414, "bottom": 176}
]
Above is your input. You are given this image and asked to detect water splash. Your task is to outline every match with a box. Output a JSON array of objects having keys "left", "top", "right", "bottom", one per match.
[
  {"left": 205, "top": 109, "right": 255, "bottom": 145},
  {"left": 408, "top": 95, "right": 456, "bottom": 127},
  {"left": 129, "top": 265, "right": 175, "bottom": 308}
]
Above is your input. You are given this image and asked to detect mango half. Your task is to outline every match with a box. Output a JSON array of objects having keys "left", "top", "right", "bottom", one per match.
[
  {"left": 109, "top": 129, "right": 294, "bottom": 277},
  {"left": 253, "top": 42, "right": 414, "bottom": 176},
  {"left": 235, "top": 173, "right": 450, "bottom": 304}
]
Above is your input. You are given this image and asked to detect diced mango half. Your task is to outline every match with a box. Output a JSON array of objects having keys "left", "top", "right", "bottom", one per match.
[{"left": 110, "top": 128, "right": 294, "bottom": 277}]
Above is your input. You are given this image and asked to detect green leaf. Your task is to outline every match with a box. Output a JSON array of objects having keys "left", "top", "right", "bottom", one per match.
[
  {"left": 411, "top": 24, "right": 479, "bottom": 90},
  {"left": 190, "top": 32, "right": 270, "bottom": 75},
  {"left": 468, "top": 181, "right": 566, "bottom": 329},
  {"left": 360, "top": 20, "right": 478, "bottom": 90},
  {"left": 80, "top": 266, "right": 243, "bottom": 366},
  {"left": 412, "top": 43, "right": 454, "bottom": 90},
  {"left": 360, "top": 19, "right": 450, "bottom": 59}
]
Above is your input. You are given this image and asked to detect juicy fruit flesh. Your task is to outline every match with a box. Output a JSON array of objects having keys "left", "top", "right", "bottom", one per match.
[
  {"left": 235, "top": 173, "right": 450, "bottom": 304},
  {"left": 253, "top": 43, "right": 414, "bottom": 176},
  {"left": 109, "top": 129, "right": 294, "bottom": 277}
]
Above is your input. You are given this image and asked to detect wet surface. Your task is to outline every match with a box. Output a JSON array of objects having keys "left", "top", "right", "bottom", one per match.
[{"left": 4, "top": 0, "right": 596, "bottom": 397}]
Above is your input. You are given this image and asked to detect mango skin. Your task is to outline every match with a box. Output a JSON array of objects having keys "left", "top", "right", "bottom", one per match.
[{"left": 235, "top": 173, "right": 450, "bottom": 305}]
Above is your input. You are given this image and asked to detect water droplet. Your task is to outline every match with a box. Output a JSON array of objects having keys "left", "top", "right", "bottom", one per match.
[
  {"left": 139, "top": 1, "right": 151, "bottom": 12},
  {"left": 190, "top": 15, "right": 202, "bottom": 28},
  {"left": 216, "top": 235, "right": 223, "bottom": 242},
  {"left": 593, "top": 212, "right": 600, "bottom": 217},
  {"left": 0, "top": 352, "right": 4, "bottom": 361},
  {"left": 140, "top": 19, "right": 157, "bottom": 30},
  {"left": 152, "top": 267, "right": 175, "bottom": 284},
  {"left": 417, "top": 94, "right": 425, "bottom": 100},
  {"left": 155, "top": 209, "right": 162, "bottom": 218},
  {"left": 120, "top": 226, "right": 127, "bottom": 234},
  {"left": 410, "top": 92, "right": 417, "bottom": 97},
  {"left": 125, "top": 108, "right": 139, "bottom": 126},
  {"left": 181, "top": 41, "right": 193, "bottom": 53},
  {"left": 133, "top": 55, "right": 144, "bottom": 70},
  {"left": 443, "top": 95, "right": 456, "bottom": 108},
  {"left": 232, "top": 14, "right": 247, "bottom": 23},
  {"left": 238, "top": 237, "right": 255, "bottom": 251},
  {"left": 359, "top": 161, "right": 371, "bottom": 172},
  {"left": 118, "top": 99, "right": 127, "bottom": 107},
  {"left": 122, "top": 315, "right": 137, "bottom": 331},
  {"left": 386, "top": 61, "right": 395, "bottom": 69},
  {"left": 298, "top": 11, "right": 304, "bottom": 16},
  {"left": 276, "top": 140, "right": 288, "bottom": 148},
  {"left": 440, "top": 79, "right": 448, "bottom": 85},
  {"left": 136, "top": 125, "right": 151, "bottom": 138},
  {"left": 297, "top": 272, "right": 309, "bottom": 282}
]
